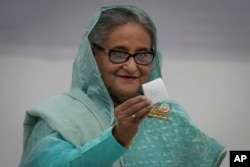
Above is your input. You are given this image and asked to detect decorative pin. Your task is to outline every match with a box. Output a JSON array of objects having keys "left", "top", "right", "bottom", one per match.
[{"left": 148, "top": 103, "right": 170, "bottom": 120}]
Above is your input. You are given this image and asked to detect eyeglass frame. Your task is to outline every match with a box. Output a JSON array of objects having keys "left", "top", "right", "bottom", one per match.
[{"left": 91, "top": 43, "right": 155, "bottom": 65}]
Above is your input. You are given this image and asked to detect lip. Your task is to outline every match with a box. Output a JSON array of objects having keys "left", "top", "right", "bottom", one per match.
[{"left": 119, "top": 75, "right": 139, "bottom": 81}]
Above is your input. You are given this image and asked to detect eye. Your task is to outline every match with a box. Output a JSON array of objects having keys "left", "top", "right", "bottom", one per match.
[
  {"left": 136, "top": 53, "right": 152, "bottom": 60},
  {"left": 110, "top": 51, "right": 128, "bottom": 58},
  {"left": 134, "top": 53, "right": 154, "bottom": 65},
  {"left": 109, "top": 50, "right": 129, "bottom": 63}
]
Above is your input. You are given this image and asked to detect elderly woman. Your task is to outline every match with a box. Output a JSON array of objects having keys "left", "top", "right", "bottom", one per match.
[{"left": 19, "top": 5, "right": 226, "bottom": 167}]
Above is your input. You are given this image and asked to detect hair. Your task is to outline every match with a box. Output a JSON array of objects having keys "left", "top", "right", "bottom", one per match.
[{"left": 88, "top": 7, "right": 157, "bottom": 49}]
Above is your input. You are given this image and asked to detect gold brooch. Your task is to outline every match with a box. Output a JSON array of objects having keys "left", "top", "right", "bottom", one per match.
[{"left": 148, "top": 103, "right": 170, "bottom": 120}]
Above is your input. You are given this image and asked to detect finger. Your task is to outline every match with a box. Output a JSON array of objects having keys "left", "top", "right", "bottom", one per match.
[
  {"left": 114, "top": 96, "right": 152, "bottom": 124},
  {"left": 117, "top": 95, "right": 146, "bottom": 111},
  {"left": 124, "top": 97, "right": 152, "bottom": 117},
  {"left": 131, "top": 101, "right": 153, "bottom": 120}
]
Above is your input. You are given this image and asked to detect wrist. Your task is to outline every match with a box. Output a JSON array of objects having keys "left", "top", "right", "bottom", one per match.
[{"left": 112, "top": 124, "right": 133, "bottom": 148}]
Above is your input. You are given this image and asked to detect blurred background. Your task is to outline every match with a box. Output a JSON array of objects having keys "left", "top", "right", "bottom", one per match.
[{"left": 1, "top": 0, "right": 250, "bottom": 166}]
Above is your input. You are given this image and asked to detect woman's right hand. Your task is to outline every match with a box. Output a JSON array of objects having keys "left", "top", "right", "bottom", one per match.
[{"left": 112, "top": 95, "right": 153, "bottom": 147}]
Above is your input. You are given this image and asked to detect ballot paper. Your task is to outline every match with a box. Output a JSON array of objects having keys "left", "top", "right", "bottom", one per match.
[{"left": 142, "top": 78, "right": 169, "bottom": 104}]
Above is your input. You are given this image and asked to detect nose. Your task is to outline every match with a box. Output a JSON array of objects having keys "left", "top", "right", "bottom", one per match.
[{"left": 122, "top": 57, "right": 138, "bottom": 73}]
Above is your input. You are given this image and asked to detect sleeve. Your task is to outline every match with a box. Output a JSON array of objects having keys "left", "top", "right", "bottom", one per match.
[
  {"left": 168, "top": 100, "right": 227, "bottom": 167},
  {"left": 184, "top": 123, "right": 227, "bottom": 167},
  {"left": 19, "top": 119, "right": 127, "bottom": 167}
]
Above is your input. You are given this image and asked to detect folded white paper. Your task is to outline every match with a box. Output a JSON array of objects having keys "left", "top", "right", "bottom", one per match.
[{"left": 142, "top": 78, "right": 169, "bottom": 104}]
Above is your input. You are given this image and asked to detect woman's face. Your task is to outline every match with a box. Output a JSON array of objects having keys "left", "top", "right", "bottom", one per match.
[{"left": 94, "top": 22, "right": 152, "bottom": 105}]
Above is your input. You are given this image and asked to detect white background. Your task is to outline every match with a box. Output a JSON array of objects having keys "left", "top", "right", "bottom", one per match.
[{"left": 1, "top": 0, "right": 250, "bottom": 166}]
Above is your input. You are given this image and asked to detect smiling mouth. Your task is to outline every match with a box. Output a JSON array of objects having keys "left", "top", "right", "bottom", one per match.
[{"left": 119, "top": 75, "right": 138, "bottom": 81}]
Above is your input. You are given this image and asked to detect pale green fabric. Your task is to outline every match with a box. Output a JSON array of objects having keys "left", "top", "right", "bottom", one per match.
[
  {"left": 20, "top": 88, "right": 127, "bottom": 166},
  {"left": 123, "top": 100, "right": 226, "bottom": 167},
  {"left": 19, "top": 5, "right": 226, "bottom": 167}
]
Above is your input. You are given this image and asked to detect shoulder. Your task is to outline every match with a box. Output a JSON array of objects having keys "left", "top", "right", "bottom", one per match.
[
  {"left": 24, "top": 89, "right": 107, "bottom": 147},
  {"left": 29, "top": 88, "right": 93, "bottom": 115}
]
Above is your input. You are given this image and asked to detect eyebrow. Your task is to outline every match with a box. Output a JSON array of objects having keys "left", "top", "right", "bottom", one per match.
[{"left": 110, "top": 45, "right": 151, "bottom": 52}]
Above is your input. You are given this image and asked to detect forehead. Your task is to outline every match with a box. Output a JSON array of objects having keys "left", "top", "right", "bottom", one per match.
[{"left": 103, "top": 23, "right": 151, "bottom": 51}]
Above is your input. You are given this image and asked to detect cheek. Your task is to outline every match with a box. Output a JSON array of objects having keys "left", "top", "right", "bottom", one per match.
[
  {"left": 95, "top": 57, "right": 117, "bottom": 84},
  {"left": 95, "top": 54, "right": 109, "bottom": 74},
  {"left": 140, "top": 66, "right": 151, "bottom": 83}
]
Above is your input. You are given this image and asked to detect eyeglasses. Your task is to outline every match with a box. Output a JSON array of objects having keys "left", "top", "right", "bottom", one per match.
[{"left": 92, "top": 44, "right": 155, "bottom": 65}]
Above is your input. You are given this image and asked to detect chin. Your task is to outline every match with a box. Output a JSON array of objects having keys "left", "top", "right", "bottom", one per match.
[
  {"left": 111, "top": 89, "right": 139, "bottom": 103},
  {"left": 122, "top": 90, "right": 140, "bottom": 100}
]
